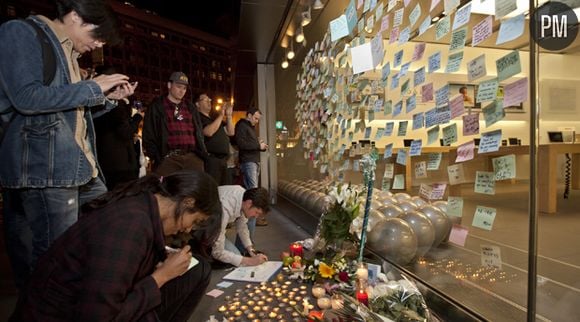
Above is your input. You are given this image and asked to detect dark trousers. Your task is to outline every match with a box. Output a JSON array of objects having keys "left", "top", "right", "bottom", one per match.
[
  {"left": 155, "top": 153, "right": 204, "bottom": 177},
  {"left": 156, "top": 255, "right": 211, "bottom": 321},
  {"left": 204, "top": 155, "right": 229, "bottom": 185}
]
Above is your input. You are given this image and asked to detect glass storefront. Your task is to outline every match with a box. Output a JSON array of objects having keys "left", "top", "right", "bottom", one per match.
[{"left": 273, "top": 0, "right": 580, "bottom": 320}]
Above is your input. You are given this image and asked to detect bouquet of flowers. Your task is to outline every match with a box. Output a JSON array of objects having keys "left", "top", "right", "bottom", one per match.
[
  {"left": 313, "top": 183, "right": 360, "bottom": 252},
  {"left": 302, "top": 255, "right": 356, "bottom": 284},
  {"left": 369, "top": 278, "right": 431, "bottom": 321}
]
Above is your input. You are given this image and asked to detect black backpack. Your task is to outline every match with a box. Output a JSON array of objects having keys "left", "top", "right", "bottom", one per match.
[{"left": 0, "top": 19, "right": 56, "bottom": 143}]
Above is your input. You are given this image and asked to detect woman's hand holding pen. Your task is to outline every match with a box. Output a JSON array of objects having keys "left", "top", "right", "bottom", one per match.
[{"left": 152, "top": 245, "right": 193, "bottom": 288}]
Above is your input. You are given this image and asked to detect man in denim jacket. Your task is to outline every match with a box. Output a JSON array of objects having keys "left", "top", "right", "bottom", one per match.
[{"left": 0, "top": 0, "right": 137, "bottom": 288}]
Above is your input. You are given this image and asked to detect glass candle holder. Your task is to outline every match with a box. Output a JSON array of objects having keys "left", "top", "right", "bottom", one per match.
[{"left": 311, "top": 284, "right": 326, "bottom": 298}]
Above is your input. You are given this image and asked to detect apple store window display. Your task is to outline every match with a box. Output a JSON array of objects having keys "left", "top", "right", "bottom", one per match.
[{"left": 274, "top": 0, "right": 580, "bottom": 321}]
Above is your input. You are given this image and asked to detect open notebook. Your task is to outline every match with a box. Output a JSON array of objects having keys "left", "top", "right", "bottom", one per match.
[{"left": 222, "top": 261, "right": 283, "bottom": 283}]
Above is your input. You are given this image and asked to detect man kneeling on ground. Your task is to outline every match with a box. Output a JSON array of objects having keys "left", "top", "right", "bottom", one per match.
[{"left": 212, "top": 186, "right": 270, "bottom": 266}]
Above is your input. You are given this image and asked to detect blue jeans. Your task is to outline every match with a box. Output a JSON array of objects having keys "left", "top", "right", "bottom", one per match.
[
  {"left": 2, "top": 177, "right": 106, "bottom": 289},
  {"left": 240, "top": 162, "right": 259, "bottom": 189}
]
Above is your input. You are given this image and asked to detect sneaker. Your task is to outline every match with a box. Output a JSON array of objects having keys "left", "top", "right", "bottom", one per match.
[{"left": 256, "top": 217, "right": 268, "bottom": 226}]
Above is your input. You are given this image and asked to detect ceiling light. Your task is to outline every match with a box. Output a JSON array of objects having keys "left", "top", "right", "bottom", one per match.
[
  {"left": 313, "top": 0, "right": 324, "bottom": 10},
  {"left": 295, "top": 26, "right": 305, "bottom": 43},
  {"left": 301, "top": 7, "right": 312, "bottom": 26},
  {"left": 287, "top": 41, "right": 295, "bottom": 60},
  {"left": 281, "top": 60, "right": 289, "bottom": 69}
]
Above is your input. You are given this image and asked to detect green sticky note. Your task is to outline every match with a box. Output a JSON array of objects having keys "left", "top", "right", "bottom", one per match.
[
  {"left": 474, "top": 171, "right": 496, "bottom": 195},
  {"left": 493, "top": 154, "right": 516, "bottom": 180},
  {"left": 442, "top": 123, "right": 458, "bottom": 145},
  {"left": 393, "top": 174, "right": 405, "bottom": 189},
  {"left": 472, "top": 206, "right": 497, "bottom": 231},
  {"left": 427, "top": 125, "right": 440, "bottom": 145},
  {"left": 496, "top": 50, "right": 521, "bottom": 82},
  {"left": 427, "top": 153, "right": 442, "bottom": 170},
  {"left": 447, "top": 196, "right": 464, "bottom": 217},
  {"left": 483, "top": 100, "right": 505, "bottom": 127}
]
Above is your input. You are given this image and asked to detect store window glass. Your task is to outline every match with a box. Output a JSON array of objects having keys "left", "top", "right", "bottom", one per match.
[{"left": 273, "top": 0, "right": 580, "bottom": 320}]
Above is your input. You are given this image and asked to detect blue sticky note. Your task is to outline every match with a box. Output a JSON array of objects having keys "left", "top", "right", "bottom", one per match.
[
  {"left": 400, "top": 62, "right": 411, "bottom": 77},
  {"left": 483, "top": 100, "right": 505, "bottom": 127},
  {"left": 381, "top": 62, "right": 391, "bottom": 80},
  {"left": 393, "top": 100, "right": 403, "bottom": 117},
  {"left": 496, "top": 50, "right": 521, "bottom": 82},
  {"left": 412, "top": 112, "right": 424, "bottom": 130},
  {"left": 398, "top": 26, "right": 411, "bottom": 44},
  {"left": 414, "top": 67, "right": 425, "bottom": 87},
  {"left": 406, "top": 94, "right": 417, "bottom": 113},
  {"left": 396, "top": 148, "right": 408, "bottom": 165},
  {"left": 364, "top": 127, "right": 372, "bottom": 139},
  {"left": 445, "top": 51, "right": 464, "bottom": 73},
  {"left": 384, "top": 143, "right": 393, "bottom": 159},
  {"left": 390, "top": 73, "right": 400, "bottom": 89},
  {"left": 394, "top": 50, "right": 404, "bottom": 67},
  {"left": 478, "top": 129, "right": 502, "bottom": 154},
  {"left": 346, "top": 0, "right": 358, "bottom": 34},
  {"left": 435, "top": 84, "right": 450, "bottom": 107},
  {"left": 428, "top": 51, "right": 441, "bottom": 73},
  {"left": 425, "top": 108, "right": 438, "bottom": 128},
  {"left": 375, "top": 128, "right": 385, "bottom": 140},
  {"left": 496, "top": 14, "right": 525, "bottom": 45},
  {"left": 330, "top": 15, "right": 349, "bottom": 42},
  {"left": 409, "top": 139, "right": 423, "bottom": 156},
  {"left": 385, "top": 122, "right": 394, "bottom": 136}
]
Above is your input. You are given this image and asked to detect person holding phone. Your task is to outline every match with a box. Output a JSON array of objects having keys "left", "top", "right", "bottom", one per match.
[
  {"left": 0, "top": 0, "right": 137, "bottom": 289},
  {"left": 10, "top": 170, "right": 222, "bottom": 321}
]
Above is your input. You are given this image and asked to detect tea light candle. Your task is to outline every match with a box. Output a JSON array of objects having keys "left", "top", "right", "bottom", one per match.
[
  {"left": 247, "top": 300, "right": 255, "bottom": 306},
  {"left": 291, "top": 287, "right": 299, "bottom": 292},
  {"left": 289, "top": 300, "right": 297, "bottom": 306},
  {"left": 300, "top": 285, "right": 307, "bottom": 290},
  {"left": 299, "top": 290, "right": 308, "bottom": 295},
  {"left": 218, "top": 305, "right": 227, "bottom": 312},
  {"left": 269, "top": 312, "right": 278, "bottom": 318},
  {"left": 317, "top": 296, "right": 331, "bottom": 309},
  {"left": 234, "top": 310, "right": 243, "bottom": 317},
  {"left": 257, "top": 300, "right": 265, "bottom": 306},
  {"left": 289, "top": 243, "right": 303, "bottom": 257},
  {"left": 295, "top": 296, "right": 302, "bottom": 301},
  {"left": 311, "top": 285, "right": 325, "bottom": 298},
  {"left": 275, "top": 292, "right": 282, "bottom": 297},
  {"left": 252, "top": 305, "right": 261, "bottom": 312},
  {"left": 240, "top": 305, "right": 248, "bottom": 311},
  {"left": 247, "top": 313, "right": 256, "bottom": 319},
  {"left": 262, "top": 306, "right": 269, "bottom": 311},
  {"left": 331, "top": 294, "right": 344, "bottom": 310}
]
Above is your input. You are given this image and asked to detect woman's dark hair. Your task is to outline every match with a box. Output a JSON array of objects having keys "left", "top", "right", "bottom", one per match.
[
  {"left": 56, "top": 0, "right": 122, "bottom": 45},
  {"left": 243, "top": 187, "right": 270, "bottom": 212},
  {"left": 84, "top": 170, "right": 223, "bottom": 252}
]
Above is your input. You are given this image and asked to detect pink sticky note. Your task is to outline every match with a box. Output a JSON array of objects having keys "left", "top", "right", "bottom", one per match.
[
  {"left": 422, "top": 83, "right": 434, "bottom": 102},
  {"left": 389, "top": 26, "right": 399, "bottom": 44},
  {"left": 412, "top": 43, "right": 426, "bottom": 61},
  {"left": 456, "top": 140, "right": 475, "bottom": 162},
  {"left": 380, "top": 14, "right": 390, "bottom": 32},
  {"left": 503, "top": 77, "right": 528, "bottom": 107},
  {"left": 449, "top": 95, "right": 465, "bottom": 119},
  {"left": 449, "top": 225, "right": 469, "bottom": 246},
  {"left": 206, "top": 289, "right": 224, "bottom": 298},
  {"left": 462, "top": 113, "right": 479, "bottom": 136}
]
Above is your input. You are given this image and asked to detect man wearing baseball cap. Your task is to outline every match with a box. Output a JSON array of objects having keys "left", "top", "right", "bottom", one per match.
[{"left": 143, "top": 72, "right": 208, "bottom": 175}]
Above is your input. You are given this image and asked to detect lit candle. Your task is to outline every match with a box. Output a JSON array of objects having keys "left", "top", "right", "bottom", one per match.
[
  {"left": 269, "top": 311, "right": 278, "bottom": 318},
  {"left": 234, "top": 310, "right": 243, "bottom": 317},
  {"left": 317, "top": 296, "right": 331, "bottom": 309},
  {"left": 218, "top": 305, "right": 227, "bottom": 312},
  {"left": 290, "top": 243, "right": 304, "bottom": 257},
  {"left": 246, "top": 313, "right": 255, "bottom": 319},
  {"left": 311, "top": 284, "right": 326, "bottom": 298},
  {"left": 356, "top": 263, "right": 369, "bottom": 281},
  {"left": 331, "top": 294, "right": 344, "bottom": 310},
  {"left": 356, "top": 289, "right": 369, "bottom": 306}
]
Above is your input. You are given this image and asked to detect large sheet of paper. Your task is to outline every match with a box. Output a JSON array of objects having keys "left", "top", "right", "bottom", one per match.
[{"left": 223, "top": 261, "right": 283, "bottom": 283}]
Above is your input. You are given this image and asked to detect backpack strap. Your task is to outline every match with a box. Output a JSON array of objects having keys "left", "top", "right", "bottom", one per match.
[{"left": 23, "top": 19, "right": 56, "bottom": 86}]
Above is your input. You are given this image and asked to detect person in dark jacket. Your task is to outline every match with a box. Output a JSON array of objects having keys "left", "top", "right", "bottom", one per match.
[
  {"left": 93, "top": 65, "right": 142, "bottom": 190},
  {"left": 142, "top": 72, "right": 208, "bottom": 176},
  {"left": 234, "top": 107, "right": 268, "bottom": 245},
  {"left": 11, "top": 170, "right": 222, "bottom": 322}
]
